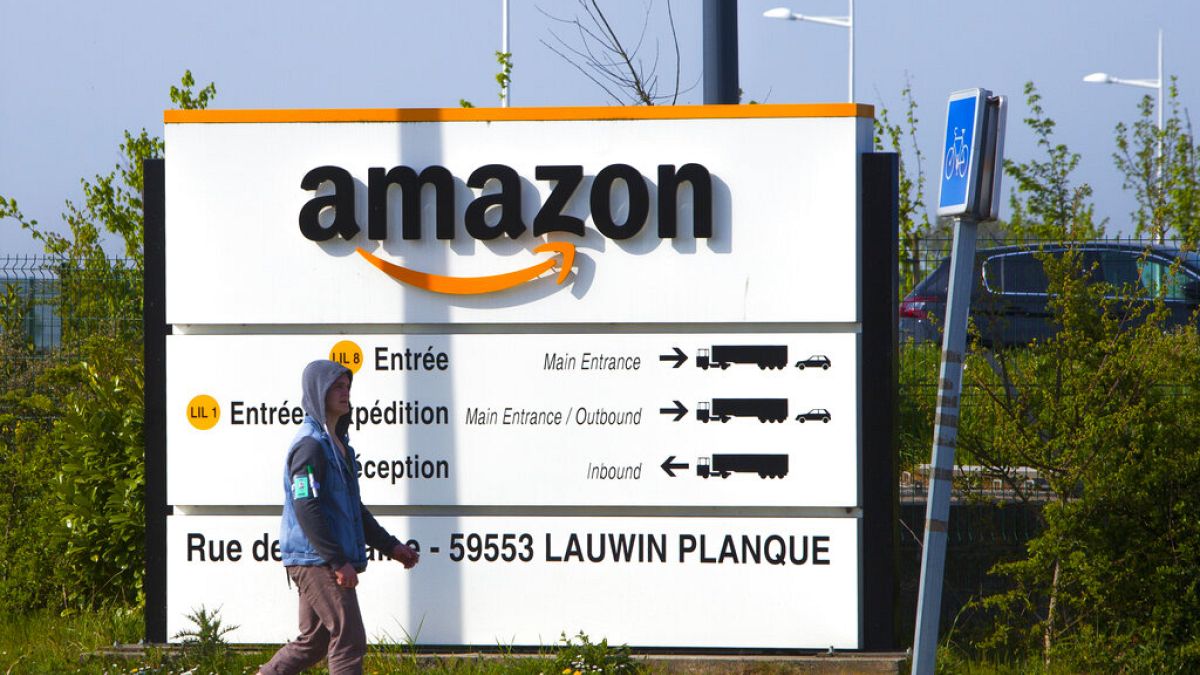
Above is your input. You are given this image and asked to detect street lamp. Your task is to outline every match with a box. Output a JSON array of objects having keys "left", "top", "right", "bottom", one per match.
[
  {"left": 1083, "top": 29, "right": 1163, "bottom": 135},
  {"left": 763, "top": 3, "right": 855, "bottom": 103},
  {"left": 501, "top": 0, "right": 511, "bottom": 107},
  {"left": 1083, "top": 29, "right": 1164, "bottom": 240}
]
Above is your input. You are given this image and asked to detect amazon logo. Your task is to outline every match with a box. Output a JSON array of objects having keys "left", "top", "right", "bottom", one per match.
[{"left": 299, "top": 162, "right": 713, "bottom": 295}]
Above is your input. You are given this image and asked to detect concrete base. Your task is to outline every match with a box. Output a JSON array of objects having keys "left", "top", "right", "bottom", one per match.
[
  {"left": 643, "top": 653, "right": 909, "bottom": 673},
  {"left": 102, "top": 645, "right": 910, "bottom": 673}
]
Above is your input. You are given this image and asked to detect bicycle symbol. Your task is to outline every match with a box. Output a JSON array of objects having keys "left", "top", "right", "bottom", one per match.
[{"left": 944, "top": 127, "right": 969, "bottom": 180}]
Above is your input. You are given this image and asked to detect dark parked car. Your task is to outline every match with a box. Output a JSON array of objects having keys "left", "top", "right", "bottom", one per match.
[{"left": 899, "top": 243, "right": 1200, "bottom": 347}]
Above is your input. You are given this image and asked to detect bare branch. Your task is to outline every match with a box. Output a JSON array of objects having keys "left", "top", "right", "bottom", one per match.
[
  {"left": 667, "top": 0, "right": 680, "bottom": 105},
  {"left": 539, "top": 39, "right": 629, "bottom": 105},
  {"left": 537, "top": 0, "right": 686, "bottom": 106}
]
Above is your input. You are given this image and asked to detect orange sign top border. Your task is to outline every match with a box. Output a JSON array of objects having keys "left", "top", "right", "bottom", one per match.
[{"left": 164, "top": 103, "right": 873, "bottom": 124}]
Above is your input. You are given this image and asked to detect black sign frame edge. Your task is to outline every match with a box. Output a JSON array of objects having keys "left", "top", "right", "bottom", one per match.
[
  {"left": 860, "top": 152, "right": 900, "bottom": 650},
  {"left": 144, "top": 158, "right": 169, "bottom": 643}
]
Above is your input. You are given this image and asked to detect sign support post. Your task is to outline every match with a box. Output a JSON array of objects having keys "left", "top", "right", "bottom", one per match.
[
  {"left": 911, "top": 214, "right": 976, "bottom": 672},
  {"left": 143, "top": 158, "right": 168, "bottom": 643},
  {"left": 912, "top": 89, "right": 1006, "bottom": 674}
]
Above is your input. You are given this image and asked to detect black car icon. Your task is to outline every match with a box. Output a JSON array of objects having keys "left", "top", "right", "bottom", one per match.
[
  {"left": 796, "top": 409, "right": 831, "bottom": 423},
  {"left": 795, "top": 355, "right": 831, "bottom": 370}
]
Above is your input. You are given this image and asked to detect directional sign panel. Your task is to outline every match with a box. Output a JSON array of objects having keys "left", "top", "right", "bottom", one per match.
[
  {"left": 937, "top": 89, "right": 986, "bottom": 216},
  {"left": 168, "top": 332, "right": 859, "bottom": 507},
  {"left": 167, "top": 514, "right": 860, "bottom": 648}
]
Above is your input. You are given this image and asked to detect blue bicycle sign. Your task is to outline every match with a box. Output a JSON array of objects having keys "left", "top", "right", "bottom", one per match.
[
  {"left": 937, "top": 89, "right": 986, "bottom": 216},
  {"left": 944, "top": 126, "right": 969, "bottom": 180}
]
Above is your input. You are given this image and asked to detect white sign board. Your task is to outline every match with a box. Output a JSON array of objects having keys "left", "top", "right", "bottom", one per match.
[
  {"left": 168, "top": 515, "right": 860, "bottom": 648},
  {"left": 164, "top": 110, "right": 871, "bottom": 325},
  {"left": 154, "top": 104, "right": 881, "bottom": 650}
]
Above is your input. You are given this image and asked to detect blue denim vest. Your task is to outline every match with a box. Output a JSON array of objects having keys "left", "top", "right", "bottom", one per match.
[{"left": 279, "top": 416, "right": 368, "bottom": 570}]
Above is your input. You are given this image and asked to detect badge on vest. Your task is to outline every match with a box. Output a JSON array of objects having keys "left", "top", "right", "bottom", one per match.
[{"left": 292, "top": 474, "right": 311, "bottom": 500}]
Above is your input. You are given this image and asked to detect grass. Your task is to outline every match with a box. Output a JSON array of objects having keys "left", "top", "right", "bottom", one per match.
[
  {"left": 934, "top": 643, "right": 1088, "bottom": 675},
  {"left": 0, "top": 607, "right": 648, "bottom": 674},
  {"left": 0, "top": 606, "right": 145, "bottom": 674},
  {"left": 0, "top": 608, "right": 916, "bottom": 673},
  {"left": 0, "top": 606, "right": 264, "bottom": 674}
]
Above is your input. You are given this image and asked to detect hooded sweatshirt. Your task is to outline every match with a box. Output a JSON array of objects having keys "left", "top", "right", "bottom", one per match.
[{"left": 279, "top": 359, "right": 400, "bottom": 571}]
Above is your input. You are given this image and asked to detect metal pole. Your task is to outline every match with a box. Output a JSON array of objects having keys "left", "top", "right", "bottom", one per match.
[
  {"left": 703, "top": 0, "right": 739, "bottom": 104},
  {"left": 911, "top": 216, "right": 979, "bottom": 675},
  {"left": 847, "top": 0, "right": 855, "bottom": 103},
  {"left": 502, "top": 0, "right": 510, "bottom": 107},
  {"left": 1157, "top": 29, "right": 1164, "bottom": 138},
  {"left": 1157, "top": 29, "right": 1164, "bottom": 242}
]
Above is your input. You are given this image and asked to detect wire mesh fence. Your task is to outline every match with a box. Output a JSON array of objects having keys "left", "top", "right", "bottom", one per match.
[
  {"left": 0, "top": 256, "right": 64, "bottom": 351},
  {"left": 1, "top": 255, "right": 142, "bottom": 351},
  {"left": 899, "top": 234, "right": 1197, "bottom": 301},
  {"left": 1, "top": 255, "right": 143, "bottom": 421}
]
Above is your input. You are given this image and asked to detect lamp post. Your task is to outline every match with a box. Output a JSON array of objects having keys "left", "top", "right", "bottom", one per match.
[
  {"left": 501, "top": 0, "right": 511, "bottom": 107},
  {"left": 763, "top": 2, "right": 855, "bottom": 103},
  {"left": 1083, "top": 29, "right": 1163, "bottom": 136},
  {"left": 1084, "top": 29, "right": 1165, "bottom": 240}
]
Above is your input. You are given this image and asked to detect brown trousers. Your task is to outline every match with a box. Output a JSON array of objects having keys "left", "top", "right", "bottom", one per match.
[{"left": 260, "top": 565, "right": 367, "bottom": 675}]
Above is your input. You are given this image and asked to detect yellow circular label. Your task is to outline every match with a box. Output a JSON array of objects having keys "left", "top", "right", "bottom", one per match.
[
  {"left": 186, "top": 394, "right": 220, "bottom": 431},
  {"left": 329, "top": 340, "right": 364, "bottom": 374}
]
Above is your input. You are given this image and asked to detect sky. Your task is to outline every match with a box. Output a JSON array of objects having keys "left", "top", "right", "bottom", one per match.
[{"left": 2, "top": 0, "right": 1197, "bottom": 256}]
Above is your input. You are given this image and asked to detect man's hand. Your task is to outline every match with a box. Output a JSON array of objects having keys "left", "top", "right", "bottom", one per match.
[
  {"left": 334, "top": 562, "right": 359, "bottom": 589},
  {"left": 392, "top": 543, "right": 420, "bottom": 569}
]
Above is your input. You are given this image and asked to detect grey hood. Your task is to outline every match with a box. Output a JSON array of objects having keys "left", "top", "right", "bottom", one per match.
[{"left": 301, "top": 359, "right": 353, "bottom": 437}]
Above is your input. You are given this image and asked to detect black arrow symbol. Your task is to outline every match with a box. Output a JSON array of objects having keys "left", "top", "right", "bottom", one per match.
[
  {"left": 658, "top": 347, "right": 688, "bottom": 368},
  {"left": 661, "top": 455, "right": 690, "bottom": 477},
  {"left": 659, "top": 400, "right": 688, "bottom": 421}
]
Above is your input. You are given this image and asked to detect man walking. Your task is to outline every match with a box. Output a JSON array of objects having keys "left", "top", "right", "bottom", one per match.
[{"left": 260, "top": 359, "right": 419, "bottom": 675}]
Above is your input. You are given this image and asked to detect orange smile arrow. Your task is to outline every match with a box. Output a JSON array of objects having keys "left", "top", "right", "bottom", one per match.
[{"left": 356, "top": 242, "right": 576, "bottom": 295}]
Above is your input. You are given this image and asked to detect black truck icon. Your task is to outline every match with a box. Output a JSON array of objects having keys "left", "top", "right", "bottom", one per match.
[
  {"left": 696, "top": 345, "right": 788, "bottom": 370},
  {"left": 697, "top": 454, "right": 789, "bottom": 479},
  {"left": 696, "top": 398, "right": 788, "bottom": 423}
]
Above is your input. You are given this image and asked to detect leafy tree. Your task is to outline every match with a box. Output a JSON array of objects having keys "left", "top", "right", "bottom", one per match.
[
  {"left": 875, "top": 77, "right": 933, "bottom": 298},
  {"left": 0, "top": 362, "right": 62, "bottom": 613},
  {"left": 0, "top": 70, "right": 214, "bottom": 613},
  {"left": 957, "top": 245, "right": 1200, "bottom": 669},
  {"left": 1113, "top": 78, "right": 1200, "bottom": 244},
  {"left": 1005, "top": 82, "right": 1104, "bottom": 240},
  {"left": 169, "top": 70, "right": 217, "bottom": 112},
  {"left": 461, "top": 50, "right": 514, "bottom": 109},
  {"left": 495, "top": 50, "right": 513, "bottom": 103}
]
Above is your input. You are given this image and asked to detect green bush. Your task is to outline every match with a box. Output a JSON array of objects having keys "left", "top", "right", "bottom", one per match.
[
  {"left": 50, "top": 352, "right": 145, "bottom": 610},
  {"left": 0, "top": 388, "right": 61, "bottom": 613},
  {"left": 552, "top": 631, "right": 639, "bottom": 674},
  {"left": 898, "top": 340, "right": 939, "bottom": 470},
  {"left": 0, "top": 348, "right": 144, "bottom": 613},
  {"left": 962, "top": 247, "right": 1200, "bottom": 670}
]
